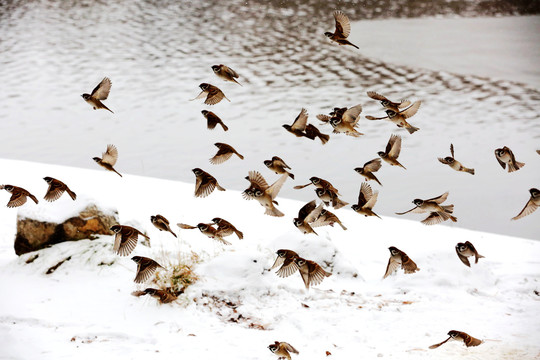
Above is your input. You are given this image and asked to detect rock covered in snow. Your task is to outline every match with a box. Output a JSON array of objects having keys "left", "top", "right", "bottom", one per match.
[{"left": 14, "top": 203, "right": 118, "bottom": 255}]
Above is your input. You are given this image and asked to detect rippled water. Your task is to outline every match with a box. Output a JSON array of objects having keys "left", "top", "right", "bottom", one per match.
[{"left": 0, "top": 0, "right": 539, "bottom": 239}]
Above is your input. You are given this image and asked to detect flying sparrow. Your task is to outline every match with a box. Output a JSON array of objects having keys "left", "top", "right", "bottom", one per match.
[
  {"left": 366, "top": 101, "right": 421, "bottom": 134},
  {"left": 192, "top": 168, "right": 225, "bottom": 198},
  {"left": 93, "top": 144, "right": 122, "bottom": 177},
  {"left": 314, "top": 188, "right": 348, "bottom": 209},
  {"left": 383, "top": 246, "right": 419, "bottom": 279},
  {"left": 211, "top": 64, "right": 242, "bottom": 86},
  {"left": 271, "top": 249, "right": 300, "bottom": 278},
  {"left": 396, "top": 192, "right": 457, "bottom": 225},
  {"left": 0, "top": 184, "right": 39, "bottom": 208},
  {"left": 494, "top": 146, "right": 525, "bottom": 172},
  {"left": 438, "top": 144, "right": 475, "bottom": 175},
  {"left": 378, "top": 134, "right": 406, "bottom": 169},
  {"left": 191, "top": 83, "right": 230, "bottom": 105},
  {"left": 133, "top": 288, "right": 178, "bottom": 304},
  {"left": 294, "top": 257, "right": 332, "bottom": 289},
  {"left": 324, "top": 10, "right": 359, "bottom": 49},
  {"left": 242, "top": 171, "right": 288, "bottom": 217},
  {"left": 150, "top": 215, "right": 177, "bottom": 238},
  {"left": 328, "top": 104, "right": 364, "bottom": 137},
  {"left": 455, "top": 241, "right": 484, "bottom": 267},
  {"left": 310, "top": 208, "right": 347, "bottom": 230},
  {"left": 293, "top": 200, "right": 324, "bottom": 235},
  {"left": 264, "top": 156, "right": 294, "bottom": 179},
  {"left": 512, "top": 188, "right": 540, "bottom": 220},
  {"left": 201, "top": 110, "right": 229, "bottom": 131},
  {"left": 294, "top": 176, "right": 340, "bottom": 194},
  {"left": 212, "top": 217, "right": 243, "bottom": 240},
  {"left": 366, "top": 91, "right": 411, "bottom": 112},
  {"left": 209, "top": 142, "right": 244, "bottom": 164},
  {"left": 110, "top": 225, "right": 149, "bottom": 256},
  {"left": 268, "top": 341, "right": 299, "bottom": 360},
  {"left": 42, "top": 177, "right": 76, "bottom": 202},
  {"left": 351, "top": 182, "right": 380, "bottom": 218},
  {"left": 81, "top": 77, "right": 113, "bottom": 113},
  {"left": 429, "top": 330, "right": 483, "bottom": 349},
  {"left": 131, "top": 256, "right": 164, "bottom": 283},
  {"left": 354, "top": 158, "right": 383, "bottom": 186},
  {"left": 177, "top": 222, "right": 231, "bottom": 245},
  {"left": 283, "top": 108, "right": 329, "bottom": 144}
]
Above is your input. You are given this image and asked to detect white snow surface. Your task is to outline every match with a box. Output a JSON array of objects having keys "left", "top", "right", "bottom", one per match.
[{"left": 0, "top": 159, "right": 539, "bottom": 359}]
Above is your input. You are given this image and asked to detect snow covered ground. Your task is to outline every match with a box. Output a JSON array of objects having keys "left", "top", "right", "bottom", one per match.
[{"left": 1, "top": 159, "right": 539, "bottom": 359}]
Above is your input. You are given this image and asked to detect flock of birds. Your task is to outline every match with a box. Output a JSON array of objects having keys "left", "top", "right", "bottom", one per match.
[{"left": 2, "top": 9, "right": 539, "bottom": 357}]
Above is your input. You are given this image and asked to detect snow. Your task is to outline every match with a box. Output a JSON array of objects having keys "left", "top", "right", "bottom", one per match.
[{"left": 1, "top": 158, "right": 539, "bottom": 359}]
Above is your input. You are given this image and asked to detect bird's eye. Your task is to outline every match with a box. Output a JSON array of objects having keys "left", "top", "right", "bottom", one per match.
[
  {"left": 255, "top": 190, "right": 263, "bottom": 196},
  {"left": 387, "top": 110, "right": 396, "bottom": 117},
  {"left": 381, "top": 100, "right": 389, "bottom": 106},
  {"left": 297, "top": 259, "right": 305, "bottom": 265}
]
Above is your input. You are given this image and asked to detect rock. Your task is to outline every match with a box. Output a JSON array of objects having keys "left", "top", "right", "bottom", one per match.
[{"left": 14, "top": 204, "right": 118, "bottom": 255}]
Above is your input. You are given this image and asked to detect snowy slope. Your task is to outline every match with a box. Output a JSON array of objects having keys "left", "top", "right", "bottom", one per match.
[{"left": 1, "top": 159, "right": 539, "bottom": 359}]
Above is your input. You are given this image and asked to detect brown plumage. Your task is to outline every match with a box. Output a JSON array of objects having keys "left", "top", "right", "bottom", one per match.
[
  {"left": 201, "top": 110, "right": 229, "bottom": 131},
  {"left": 264, "top": 156, "right": 294, "bottom": 179},
  {"left": 367, "top": 91, "right": 411, "bottom": 112},
  {"left": 314, "top": 188, "right": 348, "bottom": 209},
  {"left": 351, "top": 182, "right": 380, "bottom": 218},
  {"left": 283, "top": 108, "right": 329, "bottom": 144},
  {"left": 429, "top": 330, "right": 483, "bottom": 349},
  {"left": 366, "top": 101, "right": 421, "bottom": 134},
  {"left": 212, "top": 217, "right": 243, "bottom": 240},
  {"left": 354, "top": 158, "right": 383, "bottom": 186},
  {"left": 294, "top": 176, "right": 340, "bottom": 194},
  {"left": 396, "top": 192, "right": 457, "bottom": 225},
  {"left": 131, "top": 256, "right": 164, "bottom": 283},
  {"left": 110, "top": 225, "right": 149, "bottom": 256},
  {"left": 192, "top": 168, "right": 225, "bottom": 198},
  {"left": 242, "top": 171, "right": 288, "bottom": 217},
  {"left": 438, "top": 144, "right": 475, "bottom": 175},
  {"left": 455, "top": 241, "right": 484, "bottom": 267},
  {"left": 211, "top": 64, "right": 242, "bottom": 86},
  {"left": 512, "top": 188, "right": 540, "bottom": 220},
  {"left": 268, "top": 341, "right": 299, "bottom": 360},
  {"left": 191, "top": 83, "right": 230, "bottom": 105},
  {"left": 0, "top": 184, "right": 39, "bottom": 208},
  {"left": 324, "top": 11, "right": 359, "bottom": 49},
  {"left": 81, "top": 77, "right": 113, "bottom": 113},
  {"left": 383, "top": 246, "right": 419, "bottom": 279},
  {"left": 310, "top": 208, "right": 347, "bottom": 230},
  {"left": 327, "top": 104, "right": 364, "bottom": 137},
  {"left": 271, "top": 249, "right": 300, "bottom": 278},
  {"left": 93, "top": 144, "right": 122, "bottom": 177},
  {"left": 150, "top": 215, "right": 177, "bottom": 238},
  {"left": 177, "top": 222, "right": 231, "bottom": 245},
  {"left": 378, "top": 134, "right": 406, "bottom": 169},
  {"left": 294, "top": 257, "right": 331, "bottom": 289},
  {"left": 43, "top": 177, "right": 76, "bottom": 202},
  {"left": 494, "top": 146, "right": 525, "bottom": 172},
  {"left": 293, "top": 200, "right": 324, "bottom": 235},
  {"left": 132, "top": 288, "right": 178, "bottom": 304},
  {"left": 209, "top": 142, "right": 244, "bottom": 164}
]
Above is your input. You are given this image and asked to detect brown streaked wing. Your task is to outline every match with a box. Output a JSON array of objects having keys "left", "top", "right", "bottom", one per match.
[
  {"left": 305, "top": 203, "right": 324, "bottom": 223},
  {"left": 363, "top": 158, "right": 382, "bottom": 173},
  {"left": 383, "top": 257, "right": 401, "bottom": 278},
  {"left": 281, "top": 342, "right": 299, "bottom": 354},
  {"left": 388, "top": 134, "right": 402, "bottom": 159},
  {"left": 91, "top": 77, "right": 112, "bottom": 100},
  {"left": 307, "top": 261, "right": 331, "bottom": 286},
  {"left": 271, "top": 156, "right": 290, "bottom": 169},
  {"left": 367, "top": 91, "right": 387, "bottom": 101},
  {"left": 134, "top": 260, "right": 162, "bottom": 284},
  {"left": 450, "top": 144, "right": 455, "bottom": 158},
  {"left": 155, "top": 214, "right": 169, "bottom": 225},
  {"left": 456, "top": 247, "right": 471, "bottom": 267},
  {"left": 44, "top": 182, "right": 65, "bottom": 202},
  {"left": 395, "top": 205, "right": 424, "bottom": 215},
  {"left": 291, "top": 108, "right": 308, "bottom": 131},
  {"left": 7, "top": 192, "right": 27, "bottom": 208},
  {"left": 427, "top": 192, "right": 449, "bottom": 204},
  {"left": 267, "top": 173, "right": 289, "bottom": 200},
  {"left": 421, "top": 212, "right": 447, "bottom": 225},
  {"left": 210, "top": 149, "right": 233, "bottom": 165},
  {"left": 399, "top": 100, "right": 421, "bottom": 119},
  {"left": 298, "top": 200, "right": 317, "bottom": 221},
  {"left": 276, "top": 259, "right": 299, "bottom": 278},
  {"left": 195, "top": 176, "right": 217, "bottom": 198},
  {"left": 316, "top": 114, "right": 331, "bottom": 123},
  {"left": 102, "top": 144, "right": 118, "bottom": 166},
  {"left": 365, "top": 190, "right": 379, "bottom": 210},
  {"left": 205, "top": 87, "right": 225, "bottom": 105},
  {"left": 438, "top": 157, "right": 451, "bottom": 165},
  {"left": 247, "top": 171, "right": 269, "bottom": 190},
  {"left": 342, "top": 104, "right": 362, "bottom": 126},
  {"left": 116, "top": 232, "right": 138, "bottom": 256},
  {"left": 401, "top": 253, "right": 418, "bottom": 274},
  {"left": 511, "top": 198, "right": 538, "bottom": 220},
  {"left": 357, "top": 182, "right": 373, "bottom": 207},
  {"left": 206, "top": 112, "right": 222, "bottom": 129},
  {"left": 222, "top": 65, "right": 239, "bottom": 78},
  {"left": 333, "top": 10, "right": 351, "bottom": 38},
  {"left": 178, "top": 223, "right": 197, "bottom": 229}
]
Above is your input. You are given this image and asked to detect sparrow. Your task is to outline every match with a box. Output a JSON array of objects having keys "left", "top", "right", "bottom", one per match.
[
  {"left": 211, "top": 217, "right": 243, "bottom": 240},
  {"left": 314, "top": 188, "right": 348, "bottom": 209},
  {"left": 211, "top": 64, "right": 242, "bottom": 86},
  {"left": 351, "top": 182, "right": 380, "bottom": 218},
  {"left": 396, "top": 192, "right": 457, "bottom": 225},
  {"left": 494, "top": 146, "right": 525, "bottom": 172},
  {"left": 311, "top": 208, "right": 347, "bottom": 230},
  {"left": 329, "top": 104, "right": 364, "bottom": 137},
  {"left": 264, "top": 156, "right": 294, "bottom": 179},
  {"left": 191, "top": 83, "right": 230, "bottom": 105},
  {"left": 209, "top": 142, "right": 244, "bottom": 164},
  {"left": 192, "top": 168, "right": 225, "bottom": 198},
  {"left": 131, "top": 256, "right": 164, "bottom": 283},
  {"left": 271, "top": 249, "right": 300, "bottom": 278},
  {"left": 268, "top": 341, "right": 299, "bottom": 360},
  {"left": 324, "top": 10, "right": 359, "bottom": 49},
  {"left": 81, "top": 77, "right": 113, "bottom": 113},
  {"left": 133, "top": 288, "right": 177, "bottom": 304},
  {"left": 42, "top": 177, "right": 76, "bottom": 202},
  {"left": 242, "top": 171, "right": 288, "bottom": 217},
  {"left": 177, "top": 222, "right": 231, "bottom": 245},
  {"left": 366, "top": 91, "right": 411, "bottom": 112},
  {"left": 93, "top": 144, "right": 122, "bottom": 177},
  {"left": 383, "top": 246, "right": 419, "bottom": 279},
  {"left": 0, "top": 185, "right": 39, "bottom": 208},
  {"left": 110, "top": 225, "right": 149, "bottom": 256},
  {"left": 150, "top": 215, "right": 177, "bottom": 238},
  {"left": 378, "top": 134, "right": 406, "bottom": 169},
  {"left": 283, "top": 108, "right": 330, "bottom": 144},
  {"left": 201, "top": 110, "right": 228, "bottom": 131},
  {"left": 438, "top": 144, "right": 475, "bottom": 175},
  {"left": 366, "top": 101, "right": 421, "bottom": 134},
  {"left": 354, "top": 158, "right": 383, "bottom": 186},
  {"left": 429, "top": 330, "right": 483, "bottom": 349},
  {"left": 294, "top": 176, "right": 340, "bottom": 194},
  {"left": 293, "top": 200, "right": 324, "bottom": 235},
  {"left": 512, "top": 188, "right": 540, "bottom": 220},
  {"left": 537, "top": 150, "right": 540, "bottom": 155},
  {"left": 455, "top": 241, "right": 484, "bottom": 267},
  {"left": 294, "top": 257, "right": 332, "bottom": 289}
]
